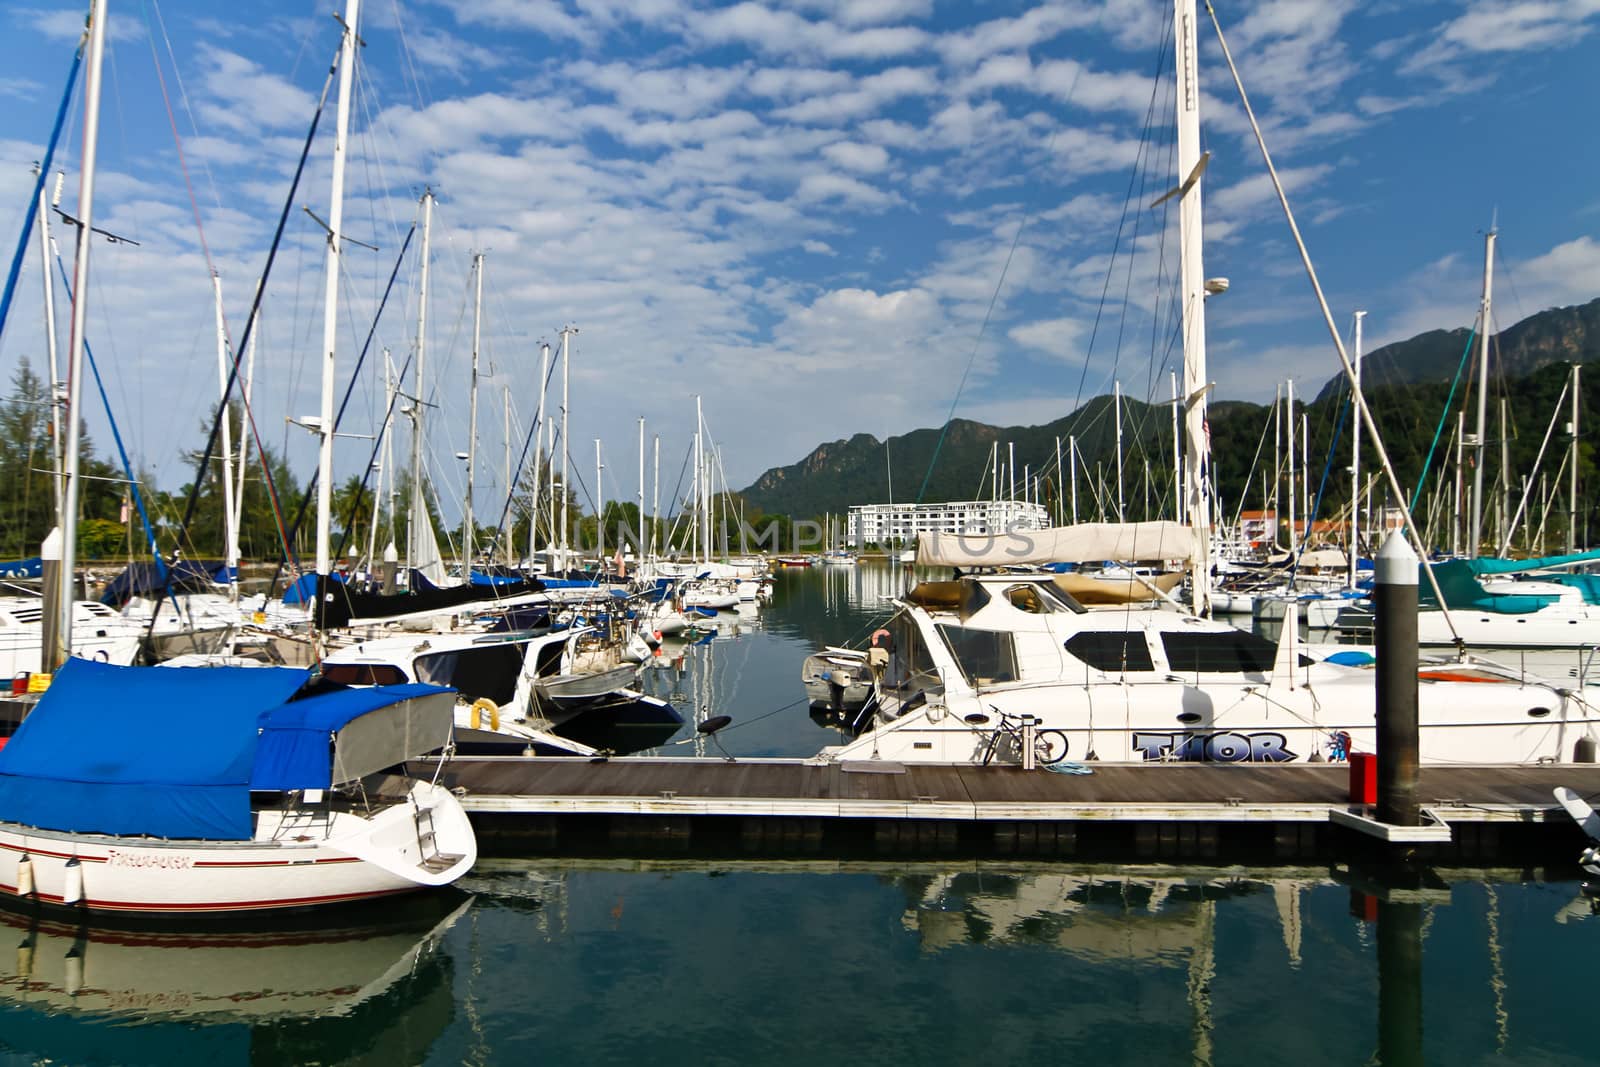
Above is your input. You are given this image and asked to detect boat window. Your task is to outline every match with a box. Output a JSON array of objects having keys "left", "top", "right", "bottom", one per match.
[
  {"left": 1003, "top": 584, "right": 1054, "bottom": 614},
  {"left": 1160, "top": 630, "right": 1277, "bottom": 673},
  {"left": 935, "top": 624, "right": 1018, "bottom": 686},
  {"left": 322, "top": 663, "right": 408, "bottom": 687},
  {"left": 1063, "top": 632, "right": 1155, "bottom": 672},
  {"left": 416, "top": 643, "right": 528, "bottom": 706}
]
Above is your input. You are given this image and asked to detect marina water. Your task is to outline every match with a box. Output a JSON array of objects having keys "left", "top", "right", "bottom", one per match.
[{"left": 1, "top": 562, "right": 1595, "bottom": 1065}]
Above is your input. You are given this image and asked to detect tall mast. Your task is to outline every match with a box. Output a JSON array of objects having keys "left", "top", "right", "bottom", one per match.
[
  {"left": 369, "top": 347, "right": 392, "bottom": 568},
  {"left": 1113, "top": 382, "right": 1124, "bottom": 521},
  {"left": 465, "top": 251, "right": 483, "bottom": 571},
  {"left": 502, "top": 386, "right": 512, "bottom": 565},
  {"left": 1498, "top": 396, "right": 1511, "bottom": 554},
  {"left": 1469, "top": 227, "right": 1496, "bottom": 557},
  {"left": 212, "top": 273, "right": 239, "bottom": 595},
  {"left": 233, "top": 282, "right": 259, "bottom": 556},
  {"left": 529, "top": 340, "right": 549, "bottom": 565},
  {"left": 57, "top": 0, "right": 108, "bottom": 666},
  {"left": 595, "top": 438, "right": 605, "bottom": 564},
  {"left": 408, "top": 189, "right": 433, "bottom": 573},
  {"left": 1069, "top": 436, "right": 1078, "bottom": 524},
  {"left": 1571, "top": 364, "right": 1581, "bottom": 553},
  {"left": 637, "top": 415, "right": 645, "bottom": 559},
  {"left": 1175, "top": 0, "right": 1212, "bottom": 615},
  {"left": 652, "top": 434, "right": 660, "bottom": 559},
  {"left": 559, "top": 325, "right": 575, "bottom": 567},
  {"left": 1054, "top": 435, "right": 1063, "bottom": 524},
  {"left": 315, "top": 0, "right": 360, "bottom": 591},
  {"left": 696, "top": 395, "right": 708, "bottom": 563},
  {"left": 1349, "top": 311, "right": 1365, "bottom": 587},
  {"left": 1286, "top": 379, "right": 1297, "bottom": 555},
  {"left": 35, "top": 169, "right": 62, "bottom": 525},
  {"left": 1170, "top": 372, "right": 1180, "bottom": 522}
]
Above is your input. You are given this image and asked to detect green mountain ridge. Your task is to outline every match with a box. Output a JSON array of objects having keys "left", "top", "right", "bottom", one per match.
[{"left": 742, "top": 297, "right": 1600, "bottom": 532}]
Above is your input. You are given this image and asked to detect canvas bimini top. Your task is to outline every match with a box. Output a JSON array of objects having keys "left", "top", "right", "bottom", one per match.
[{"left": 0, "top": 659, "right": 455, "bottom": 841}]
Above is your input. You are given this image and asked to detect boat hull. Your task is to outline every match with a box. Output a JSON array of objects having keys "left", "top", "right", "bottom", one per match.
[{"left": 0, "top": 783, "right": 475, "bottom": 915}]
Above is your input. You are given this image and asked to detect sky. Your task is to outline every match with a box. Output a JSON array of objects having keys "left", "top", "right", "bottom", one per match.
[{"left": 0, "top": 0, "right": 1597, "bottom": 534}]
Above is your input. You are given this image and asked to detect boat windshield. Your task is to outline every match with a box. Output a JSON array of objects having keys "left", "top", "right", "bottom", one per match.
[
  {"left": 1063, "top": 631, "right": 1156, "bottom": 673},
  {"left": 1160, "top": 630, "right": 1277, "bottom": 673},
  {"left": 935, "top": 624, "right": 1019, "bottom": 687}
]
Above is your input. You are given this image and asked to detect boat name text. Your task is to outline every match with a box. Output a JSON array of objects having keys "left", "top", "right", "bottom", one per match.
[{"left": 1131, "top": 731, "right": 1297, "bottom": 763}]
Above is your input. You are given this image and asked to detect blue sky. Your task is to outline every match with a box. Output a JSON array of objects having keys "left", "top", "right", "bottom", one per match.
[{"left": 0, "top": 0, "right": 1597, "bottom": 530}]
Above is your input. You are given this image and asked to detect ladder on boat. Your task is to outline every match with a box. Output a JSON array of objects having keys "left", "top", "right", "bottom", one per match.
[{"left": 414, "top": 804, "right": 464, "bottom": 874}]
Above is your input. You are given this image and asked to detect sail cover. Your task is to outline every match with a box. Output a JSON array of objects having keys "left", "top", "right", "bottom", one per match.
[
  {"left": 917, "top": 521, "right": 1195, "bottom": 568},
  {"left": 0, "top": 659, "right": 453, "bottom": 841}
]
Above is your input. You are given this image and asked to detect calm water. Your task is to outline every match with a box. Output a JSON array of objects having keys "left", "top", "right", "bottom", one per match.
[{"left": 3, "top": 563, "right": 1597, "bottom": 1066}]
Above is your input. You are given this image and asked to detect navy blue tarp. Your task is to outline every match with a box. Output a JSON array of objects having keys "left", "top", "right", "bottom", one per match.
[
  {"left": 250, "top": 682, "right": 443, "bottom": 791},
  {"left": 0, "top": 660, "right": 452, "bottom": 841}
]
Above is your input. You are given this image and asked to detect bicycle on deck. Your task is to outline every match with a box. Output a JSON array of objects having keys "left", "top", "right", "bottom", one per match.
[{"left": 964, "top": 708, "right": 1069, "bottom": 767}]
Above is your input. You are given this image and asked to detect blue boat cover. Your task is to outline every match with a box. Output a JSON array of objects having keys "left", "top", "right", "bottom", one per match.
[{"left": 0, "top": 660, "right": 449, "bottom": 841}]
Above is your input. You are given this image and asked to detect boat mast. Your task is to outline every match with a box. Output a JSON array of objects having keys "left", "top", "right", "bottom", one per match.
[
  {"left": 1114, "top": 382, "right": 1124, "bottom": 521},
  {"left": 1571, "top": 364, "right": 1581, "bottom": 552},
  {"left": 1069, "top": 436, "right": 1078, "bottom": 524},
  {"left": 559, "top": 325, "right": 575, "bottom": 569},
  {"left": 1170, "top": 372, "right": 1180, "bottom": 522},
  {"left": 234, "top": 283, "right": 259, "bottom": 558},
  {"left": 56, "top": 0, "right": 107, "bottom": 666},
  {"left": 595, "top": 438, "right": 605, "bottom": 564},
  {"left": 530, "top": 339, "right": 549, "bottom": 566},
  {"left": 637, "top": 415, "right": 645, "bottom": 560},
  {"left": 314, "top": 0, "right": 360, "bottom": 607},
  {"left": 1175, "top": 0, "right": 1212, "bottom": 615},
  {"left": 1469, "top": 226, "right": 1496, "bottom": 558},
  {"left": 651, "top": 434, "right": 660, "bottom": 560},
  {"left": 502, "top": 385, "right": 512, "bottom": 565},
  {"left": 465, "top": 252, "right": 483, "bottom": 571},
  {"left": 408, "top": 188, "right": 433, "bottom": 575},
  {"left": 369, "top": 347, "right": 392, "bottom": 569},
  {"left": 212, "top": 273, "right": 239, "bottom": 597},
  {"left": 1286, "top": 379, "right": 1297, "bottom": 556},
  {"left": 34, "top": 168, "right": 63, "bottom": 526},
  {"left": 1349, "top": 311, "right": 1364, "bottom": 587}
]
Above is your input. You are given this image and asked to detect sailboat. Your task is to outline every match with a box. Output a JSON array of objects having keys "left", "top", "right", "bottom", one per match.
[
  {"left": 0, "top": 0, "right": 476, "bottom": 914},
  {"left": 814, "top": 0, "right": 1600, "bottom": 768}
]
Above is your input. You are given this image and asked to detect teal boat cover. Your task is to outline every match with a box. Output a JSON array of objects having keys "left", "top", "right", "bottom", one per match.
[
  {"left": 1423, "top": 548, "right": 1600, "bottom": 614},
  {"left": 0, "top": 659, "right": 450, "bottom": 841}
]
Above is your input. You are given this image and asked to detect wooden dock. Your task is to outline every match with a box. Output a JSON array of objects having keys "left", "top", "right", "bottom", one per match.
[{"left": 422, "top": 756, "right": 1600, "bottom": 865}]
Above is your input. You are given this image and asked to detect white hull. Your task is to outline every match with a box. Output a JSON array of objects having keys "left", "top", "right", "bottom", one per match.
[
  {"left": 0, "top": 782, "right": 475, "bottom": 915},
  {"left": 0, "top": 600, "right": 142, "bottom": 676}
]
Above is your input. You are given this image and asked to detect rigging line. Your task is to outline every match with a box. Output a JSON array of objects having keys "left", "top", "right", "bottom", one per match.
[
  {"left": 1072, "top": 12, "right": 1172, "bottom": 415},
  {"left": 153, "top": 44, "right": 343, "bottom": 639},
  {"left": 145, "top": 0, "right": 224, "bottom": 214},
  {"left": 0, "top": 43, "right": 82, "bottom": 350},
  {"left": 1288, "top": 387, "right": 1351, "bottom": 584},
  {"left": 911, "top": 67, "right": 1083, "bottom": 507}
]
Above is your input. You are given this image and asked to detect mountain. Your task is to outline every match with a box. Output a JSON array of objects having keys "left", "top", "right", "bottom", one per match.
[
  {"left": 1313, "top": 296, "right": 1600, "bottom": 402},
  {"left": 742, "top": 298, "right": 1600, "bottom": 524}
]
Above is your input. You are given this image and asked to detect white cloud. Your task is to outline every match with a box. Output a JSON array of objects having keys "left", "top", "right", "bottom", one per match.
[
  {"left": 1009, "top": 316, "right": 1088, "bottom": 362},
  {"left": 820, "top": 140, "right": 890, "bottom": 172},
  {"left": 801, "top": 239, "right": 836, "bottom": 254}
]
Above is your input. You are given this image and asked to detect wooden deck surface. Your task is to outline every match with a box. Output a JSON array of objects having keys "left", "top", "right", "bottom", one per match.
[{"left": 425, "top": 756, "right": 1600, "bottom": 825}]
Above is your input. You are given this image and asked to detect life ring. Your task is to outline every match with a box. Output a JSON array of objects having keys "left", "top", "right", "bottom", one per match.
[{"left": 469, "top": 697, "right": 500, "bottom": 732}]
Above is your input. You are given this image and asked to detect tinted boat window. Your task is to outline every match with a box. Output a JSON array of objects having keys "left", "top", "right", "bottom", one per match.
[
  {"left": 935, "top": 625, "right": 1018, "bottom": 686},
  {"left": 323, "top": 663, "right": 409, "bottom": 686},
  {"left": 1064, "top": 632, "right": 1155, "bottom": 672},
  {"left": 1160, "top": 630, "right": 1277, "bottom": 673}
]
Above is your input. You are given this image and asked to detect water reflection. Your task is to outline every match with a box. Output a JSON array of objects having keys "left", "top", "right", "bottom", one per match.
[{"left": 0, "top": 893, "right": 469, "bottom": 1065}]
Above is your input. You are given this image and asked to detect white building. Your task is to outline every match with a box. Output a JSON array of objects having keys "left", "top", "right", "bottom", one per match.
[{"left": 847, "top": 500, "right": 1049, "bottom": 547}]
